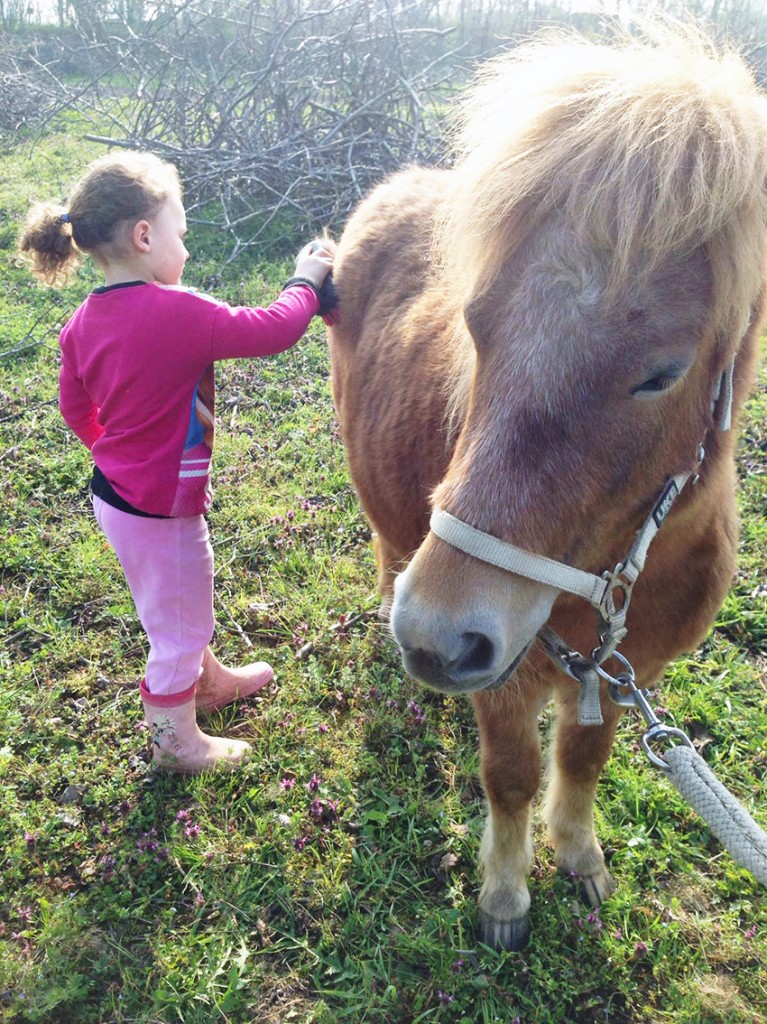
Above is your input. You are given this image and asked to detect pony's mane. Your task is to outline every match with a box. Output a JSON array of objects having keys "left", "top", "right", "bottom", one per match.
[{"left": 435, "top": 19, "right": 767, "bottom": 334}]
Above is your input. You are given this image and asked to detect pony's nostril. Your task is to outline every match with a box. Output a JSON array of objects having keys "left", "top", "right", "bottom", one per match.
[
  {"left": 453, "top": 632, "right": 496, "bottom": 675},
  {"left": 403, "top": 647, "right": 450, "bottom": 683},
  {"left": 401, "top": 634, "right": 496, "bottom": 684}
]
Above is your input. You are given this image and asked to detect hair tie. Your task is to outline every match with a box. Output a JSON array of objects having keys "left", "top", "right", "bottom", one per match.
[{"left": 60, "top": 212, "right": 71, "bottom": 224}]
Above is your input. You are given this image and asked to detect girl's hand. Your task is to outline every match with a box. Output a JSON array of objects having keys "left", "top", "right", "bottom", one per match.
[{"left": 294, "top": 240, "right": 334, "bottom": 288}]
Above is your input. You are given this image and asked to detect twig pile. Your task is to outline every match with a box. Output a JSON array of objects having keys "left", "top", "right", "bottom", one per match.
[{"left": 30, "top": 0, "right": 479, "bottom": 256}]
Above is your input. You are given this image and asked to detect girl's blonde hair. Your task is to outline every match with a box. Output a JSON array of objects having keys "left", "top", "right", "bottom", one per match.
[{"left": 19, "top": 151, "right": 182, "bottom": 286}]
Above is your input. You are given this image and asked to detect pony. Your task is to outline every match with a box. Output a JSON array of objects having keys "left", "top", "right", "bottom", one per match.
[{"left": 327, "top": 22, "right": 767, "bottom": 949}]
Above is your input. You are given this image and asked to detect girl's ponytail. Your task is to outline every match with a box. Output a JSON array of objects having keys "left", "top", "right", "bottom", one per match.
[{"left": 19, "top": 202, "right": 80, "bottom": 286}]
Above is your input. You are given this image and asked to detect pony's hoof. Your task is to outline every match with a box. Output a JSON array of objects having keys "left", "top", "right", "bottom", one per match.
[
  {"left": 574, "top": 869, "right": 616, "bottom": 907},
  {"left": 477, "top": 909, "right": 530, "bottom": 951}
]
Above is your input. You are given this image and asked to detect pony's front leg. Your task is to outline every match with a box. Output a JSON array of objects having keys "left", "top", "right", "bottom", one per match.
[
  {"left": 473, "top": 686, "right": 547, "bottom": 950},
  {"left": 542, "top": 685, "right": 622, "bottom": 906}
]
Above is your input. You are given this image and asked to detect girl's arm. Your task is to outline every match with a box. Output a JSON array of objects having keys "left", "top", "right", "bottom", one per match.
[
  {"left": 59, "top": 362, "right": 105, "bottom": 449},
  {"left": 210, "top": 284, "right": 320, "bottom": 360},
  {"left": 209, "top": 241, "right": 334, "bottom": 359}
]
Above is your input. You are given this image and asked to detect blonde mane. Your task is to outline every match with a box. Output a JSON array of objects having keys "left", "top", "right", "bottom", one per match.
[{"left": 435, "top": 20, "right": 767, "bottom": 336}]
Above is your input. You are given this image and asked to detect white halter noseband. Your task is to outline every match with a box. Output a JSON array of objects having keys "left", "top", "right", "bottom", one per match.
[{"left": 429, "top": 359, "right": 736, "bottom": 723}]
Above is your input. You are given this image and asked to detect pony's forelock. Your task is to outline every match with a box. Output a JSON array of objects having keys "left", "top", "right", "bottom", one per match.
[{"left": 434, "top": 19, "right": 767, "bottom": 334}]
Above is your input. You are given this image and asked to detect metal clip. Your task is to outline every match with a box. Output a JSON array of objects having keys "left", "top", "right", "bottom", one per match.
[{"left": 597, "top": 652, "right": 694, "bottom": 769}]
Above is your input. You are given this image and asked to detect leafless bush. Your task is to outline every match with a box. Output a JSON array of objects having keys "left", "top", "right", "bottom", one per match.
[
  {"left": 0, "top": 36, "right": 57, "bottom": 136},
  {"left": 18, "top": 0, "right": 767, "bottom": 256},
  {"left": 33, "top": 0, "right": 494, "bottom": 256}
]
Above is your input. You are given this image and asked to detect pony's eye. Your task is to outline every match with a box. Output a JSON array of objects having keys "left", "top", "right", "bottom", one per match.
[{"left": 630, "top": 368, "right": 686, "bottom": 397}]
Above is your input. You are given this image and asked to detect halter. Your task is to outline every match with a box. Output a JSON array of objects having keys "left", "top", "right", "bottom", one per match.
[{"left": 429, "top": 359, "right": 736, "bottom": 725}]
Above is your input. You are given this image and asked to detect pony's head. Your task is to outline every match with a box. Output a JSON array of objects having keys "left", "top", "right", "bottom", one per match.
[{"left": 390, "top": 22, "right": 767, "bottom": 693}]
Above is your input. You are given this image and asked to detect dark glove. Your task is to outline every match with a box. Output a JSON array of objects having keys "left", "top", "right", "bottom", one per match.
[
  {"left": 283, "top": 274, "right": 340, "bottom": 326},
  {"left": 317, "top": 274, "right": 340, "bottom": 326}
]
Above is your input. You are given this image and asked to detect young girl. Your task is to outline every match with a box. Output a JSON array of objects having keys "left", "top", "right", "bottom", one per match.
[{"left": 20, "top": 150, "right": 335, "bottom": 773}]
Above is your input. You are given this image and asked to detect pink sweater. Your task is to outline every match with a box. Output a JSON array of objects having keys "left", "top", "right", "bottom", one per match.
[{"left": 58, "top": 280, "right": 319, "bottom": 516}]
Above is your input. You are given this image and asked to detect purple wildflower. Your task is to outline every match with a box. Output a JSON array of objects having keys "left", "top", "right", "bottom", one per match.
[
  {"left": 309, "top": 798, "right": 325, "bottom": 820},
  {"left": 137, "top": 827, "right": 169, "bottom": 861},
  {"left": 407, "top": 700, "right": 426, "bottom": 725},
  {"left": 137, "top": 828, "right": 158, "bottom": 853},
  {"left": 11, "top": 932, "right": 31, "bottom": 957}
]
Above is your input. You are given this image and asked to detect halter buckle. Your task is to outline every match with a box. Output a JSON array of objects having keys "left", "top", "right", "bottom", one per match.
[{"left": 595, "top": 564, "right": 636, "bottom": 658}]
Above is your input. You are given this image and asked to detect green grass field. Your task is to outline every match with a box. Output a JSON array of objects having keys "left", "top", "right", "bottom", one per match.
[{"left": 1, "top": 131, "right": 766, "bottom": 1024}]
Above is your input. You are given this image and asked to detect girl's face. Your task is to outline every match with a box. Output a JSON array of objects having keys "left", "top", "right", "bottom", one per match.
[{"left": 146, "top": 193, "right": 189, "bottom": 285}]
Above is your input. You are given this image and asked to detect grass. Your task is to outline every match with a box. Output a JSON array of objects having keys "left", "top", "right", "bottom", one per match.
[{"left": 1, "top": 128, "right": 766, "bottom": 1024}]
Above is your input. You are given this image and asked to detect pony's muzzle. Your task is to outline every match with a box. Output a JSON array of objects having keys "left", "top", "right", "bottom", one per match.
[
  {"left": 397, "top": 633, "right": 534, "bottom": 694},
  {"left": 390, "top": 540, "right": 556, "bottom": 694}
]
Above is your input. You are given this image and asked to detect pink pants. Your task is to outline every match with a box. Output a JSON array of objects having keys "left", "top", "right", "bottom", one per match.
[{"left": 92, "top": 496, "right": 214, "bottom": 697}]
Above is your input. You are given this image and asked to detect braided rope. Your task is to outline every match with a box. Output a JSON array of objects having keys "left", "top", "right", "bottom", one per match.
[{"left": 663, "top": 744, "right": 767, "bottom": 885}]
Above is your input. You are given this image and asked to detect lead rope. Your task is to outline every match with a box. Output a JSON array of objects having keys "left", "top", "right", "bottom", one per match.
[{"left": 599, "top": 653, "right": 767, "bottom": 885}]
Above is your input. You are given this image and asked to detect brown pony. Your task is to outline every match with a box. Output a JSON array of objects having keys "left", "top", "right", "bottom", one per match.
[{"left": 327, "top": 23, "right": 767, "bottom": 949}]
